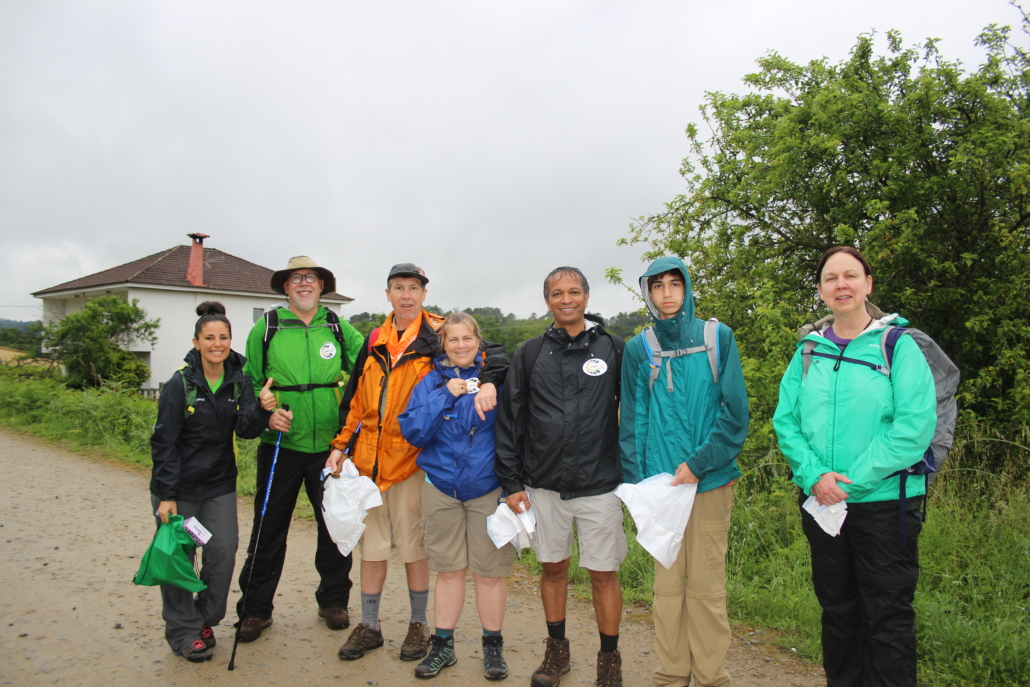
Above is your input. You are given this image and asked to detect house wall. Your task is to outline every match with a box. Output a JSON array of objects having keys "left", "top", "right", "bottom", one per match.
[{"left": 128, "top": 288, "right": 346, "bottom": 388}]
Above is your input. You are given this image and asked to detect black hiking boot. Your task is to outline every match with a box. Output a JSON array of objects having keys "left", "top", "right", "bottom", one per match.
[
  {"left": 414, "top": 634, "right": 457, "bottom": 678},
  {"left": 482, "top": 634, "right": 509, "bottom": 680}
]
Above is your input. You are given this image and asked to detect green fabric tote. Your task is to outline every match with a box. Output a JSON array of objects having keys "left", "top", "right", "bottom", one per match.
[{"left": 132, "top": 514, "right": 207, "bottom": 593}]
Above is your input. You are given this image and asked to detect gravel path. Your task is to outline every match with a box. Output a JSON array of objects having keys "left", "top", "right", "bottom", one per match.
[{"left": 0, "top": 429, "right": 823, "bottom": 686}]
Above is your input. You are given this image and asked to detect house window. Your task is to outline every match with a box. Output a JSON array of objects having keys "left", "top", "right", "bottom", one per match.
[{"left": 253, "top": 307, "right": 264, "bottom": 323}]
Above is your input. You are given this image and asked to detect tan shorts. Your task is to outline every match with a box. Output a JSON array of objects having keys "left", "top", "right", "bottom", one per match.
[
  {"left": 526, "top": 486, "right": 627, "bottom": 571},
  {"left": 360, "top": 470, "right": 427, "bottom": 563},
  {"left": 422, "top": 483, "right": 516, "bottom": 577}
]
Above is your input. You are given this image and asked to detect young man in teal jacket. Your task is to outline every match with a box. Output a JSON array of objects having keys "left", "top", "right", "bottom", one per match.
[{"left": 619, "top": 257, "right": 749, "bottom": 687}]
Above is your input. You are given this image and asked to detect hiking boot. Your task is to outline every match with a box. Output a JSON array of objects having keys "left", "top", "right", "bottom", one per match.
[
  {"left": 414, "top": 634, "right": 457, "bottom": 678},
  {"left": 530, "top": 637, "right": 571, "bottom": 687},
  {"left": 200, "top": 624, "right": 216, "bottom": 649},
  {"left": 482, "top": 634, "right": 509, "bottom": 680},
  {"left": 318, "top": 605, "right": 350, "bottom": 630},
  {"left": 181, "top": 639, "right": 212, "bottom": 663},
  {"left": 400, "top": 620, "right": 430, "bottom": 661},
  {"left": 595, "top": 649, "right": 622, "bottom": 687},
  {"left": 337, "top": 622, "right": 384, "bottom": 660},
  {"left": 238, "top": 616, "right": 272, "bottom": 643}
]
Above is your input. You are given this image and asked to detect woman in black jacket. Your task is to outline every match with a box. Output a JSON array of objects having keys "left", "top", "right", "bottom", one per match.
[{"left": 149, "top": 302, "right": 270, "bottom": 662}]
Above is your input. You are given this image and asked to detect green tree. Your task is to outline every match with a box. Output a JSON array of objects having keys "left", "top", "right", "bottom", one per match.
[
  {"left": 348, "top": 311, "right": 387, "bottom": 338},
  {"left": 43, "top": 296, "right": 159, "bottom": 388},
  {"left": 0, "top": 321, "right": 43, "bottom": 353},
  {"left": 616, "top": 19, "right": 1030, "bottom": 448}
]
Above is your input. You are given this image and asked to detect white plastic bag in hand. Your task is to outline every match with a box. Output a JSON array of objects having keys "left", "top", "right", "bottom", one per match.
[
  {"left": 487, "top": 500, "right": 535, "bottom": 550},
  {"left": 322, "top": 458, "right": 383, "bottom": 556},
  {"left": 615, "top": 473, "right": 697, "bottom": 570},
  {"left": 802, "top": 495, "right": 848, "bottom": 537}
]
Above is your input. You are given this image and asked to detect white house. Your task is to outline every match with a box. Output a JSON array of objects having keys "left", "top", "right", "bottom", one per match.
[{"left": 32, "top": 234, "right": 355, "bottom": 390}]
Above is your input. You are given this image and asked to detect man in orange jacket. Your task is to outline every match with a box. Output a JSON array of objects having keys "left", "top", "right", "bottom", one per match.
[{"left": 325, "top": 263, "right": 508, "bottom": 664}]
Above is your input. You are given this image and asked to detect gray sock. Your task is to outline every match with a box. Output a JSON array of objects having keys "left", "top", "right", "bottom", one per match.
[
  {"left": 361, "top": 592, "right": 381, "bottom": 630},
  {"left": 409, "top": 588, "right": 429, "bottom": 625}
]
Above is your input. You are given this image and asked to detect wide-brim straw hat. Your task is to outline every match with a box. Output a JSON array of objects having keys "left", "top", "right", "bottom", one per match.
[{"left": 270, "top": 256, "right": 336, "bottom": 295}]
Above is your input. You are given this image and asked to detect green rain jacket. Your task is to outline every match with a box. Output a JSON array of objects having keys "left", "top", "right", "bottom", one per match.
[
  {"left": 619, "top": 257, "right": 749, "bottom": 493},
  {"left": 773, "top": 312, "right": 936, "bottom": 503},
  {"left": 243, "top": 305, "right": 365, "bottom": 453}
]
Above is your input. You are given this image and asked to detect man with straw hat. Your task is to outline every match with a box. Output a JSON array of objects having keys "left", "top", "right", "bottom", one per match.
[{"left": 235, "top": 256, "right": 365, "bottom": 642}]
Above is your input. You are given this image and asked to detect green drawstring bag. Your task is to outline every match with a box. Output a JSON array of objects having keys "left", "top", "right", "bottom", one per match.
[{"left": 132, "top": 514, "right": 207, "bottom": 593}]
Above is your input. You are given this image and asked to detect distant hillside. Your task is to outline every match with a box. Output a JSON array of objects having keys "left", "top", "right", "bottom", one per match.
[{"left": 0, "top": 318, "right": 36, "bottom": 332}]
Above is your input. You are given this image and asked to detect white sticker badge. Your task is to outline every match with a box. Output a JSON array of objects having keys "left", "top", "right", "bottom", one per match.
[
  {"left": 319, "top": 341, "right": 337, "bottom": 360},
  {"left": 582, "top": 358, "right": 608, "bottom": 376}
]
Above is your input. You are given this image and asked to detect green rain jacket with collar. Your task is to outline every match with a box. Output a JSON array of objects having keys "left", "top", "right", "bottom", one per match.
[
  {"left": 772, "top": 312, "right": 936, "bottom": 503},
  {"left": 243, "top": 305, "right": 365, "bottom": 454},
  {"left": 619, "top": 256, "right": 750, "bottom": 493}
]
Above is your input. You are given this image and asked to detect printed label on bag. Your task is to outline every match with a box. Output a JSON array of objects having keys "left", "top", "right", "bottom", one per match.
[{"left": 583, "top": 358, "right": 607, "bottom": 376}]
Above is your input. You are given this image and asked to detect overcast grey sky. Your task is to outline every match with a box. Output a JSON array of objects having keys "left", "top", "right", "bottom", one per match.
[{"left": 0, "top": 0, "right": 1016, "bottom": 322}]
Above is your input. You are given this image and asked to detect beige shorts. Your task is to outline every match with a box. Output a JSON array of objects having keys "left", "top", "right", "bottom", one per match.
[
  {"left": 360, "top": 470, "right": 427, "bottom": 563},
  {"left": 422, "top": 483, "right": 516, "bottom": 577},
  {"left": 526, "top": 486, "right": 627, "bottom": 571}
]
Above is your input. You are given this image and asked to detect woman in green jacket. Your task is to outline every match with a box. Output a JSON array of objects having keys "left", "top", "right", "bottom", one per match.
[{"left": 773, "top": 246, "right": 936, "bottom": 687}]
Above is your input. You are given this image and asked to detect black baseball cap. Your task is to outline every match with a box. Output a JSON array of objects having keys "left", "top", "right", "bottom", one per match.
[{"left": 387, "top": 262, "right": 429, "bottom": 286}]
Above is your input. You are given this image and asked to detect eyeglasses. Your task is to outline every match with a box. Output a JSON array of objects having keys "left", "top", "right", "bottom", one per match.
[{"left": 288, "top": 273, "right": 320, "bottom": 284}]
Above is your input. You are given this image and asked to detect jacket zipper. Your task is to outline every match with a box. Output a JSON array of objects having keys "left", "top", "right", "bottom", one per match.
[{"left": 372, "top": 352, "right": 390, "bottom": 484}]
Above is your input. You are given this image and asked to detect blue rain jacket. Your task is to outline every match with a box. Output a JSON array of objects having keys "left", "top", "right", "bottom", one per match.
[{"left": 399, "top": 353, "right": 502, "bottom": 501}]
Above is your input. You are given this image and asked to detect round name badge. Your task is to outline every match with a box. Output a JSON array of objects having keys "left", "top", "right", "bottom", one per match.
[
  {"left": 466, "top": 377, "right": 480, "bottom": 394},
  {"left": 582, "top": 358, "right": 608, "bottom": 376},
  {"left": 319, "top": 341, "right": 337, "bottom": 360}
]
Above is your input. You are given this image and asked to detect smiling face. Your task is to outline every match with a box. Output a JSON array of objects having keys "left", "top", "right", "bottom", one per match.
[
  {"left": 284, "top": 269, "right": 323, "bottom": 314},
  {"left": 193, "top": 321, "right": 231, "bottom": 368},
  {"left": 817, "top": 251, "right": 873, "bottom": 317},
  {"left": 386, "top": 277, "right": 427, "bottom": 329},
  {"left": 442, "top": 323, "right": 479, "bottom": 368},
  {"left": 649, "top": 271, "right": 686, "bottom": 320},
  {"left": 545, "top": 272, "right": 589, "bottom": 332}
]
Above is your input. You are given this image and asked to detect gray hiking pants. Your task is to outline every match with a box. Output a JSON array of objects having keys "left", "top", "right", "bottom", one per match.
[{"left": 150, "top": 492, "right": 238, "bottom": 655}]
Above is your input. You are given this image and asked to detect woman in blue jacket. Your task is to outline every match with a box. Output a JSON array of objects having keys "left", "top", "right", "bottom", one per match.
[
  {"left": 149, "top": 302, "right": 270, "bottom": 662},
  {"left": 399, "top": 312, "right": 514, "bottom": 681}
]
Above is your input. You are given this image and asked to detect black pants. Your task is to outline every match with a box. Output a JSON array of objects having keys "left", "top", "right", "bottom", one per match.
[
  {"left": 799, "top": 492, "right": 922, "bottom": 687},
  {"left": 236, "top": 444, "right": 353, "bottom": 619}
]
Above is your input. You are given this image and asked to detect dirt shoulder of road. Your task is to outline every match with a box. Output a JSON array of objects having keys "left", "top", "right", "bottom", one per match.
[{"left": 0, "top": 429, "right": 823, "bottom": 687}]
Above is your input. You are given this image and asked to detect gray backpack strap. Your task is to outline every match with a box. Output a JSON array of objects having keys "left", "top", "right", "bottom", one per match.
[
  {"left": 801, "top": 340, "right": 817, "bottom": 379},
  {"left": 642, "top": 324, "right": 713, "bottom": 392},
  {"left": 642, "top": 328, "right": 663, "bottom": 391},
  {"left": 703, "top": 318, "right": 720, "bottom": 385}
]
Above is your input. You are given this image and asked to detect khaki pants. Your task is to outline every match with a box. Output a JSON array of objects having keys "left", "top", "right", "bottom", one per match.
[{"left": 652, "top": 485, "right": 733, "bottom": 687}]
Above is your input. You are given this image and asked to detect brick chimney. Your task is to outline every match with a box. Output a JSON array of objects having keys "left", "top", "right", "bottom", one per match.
[{"left": 186, "top": 233, "right": 209, "bottom": 287}]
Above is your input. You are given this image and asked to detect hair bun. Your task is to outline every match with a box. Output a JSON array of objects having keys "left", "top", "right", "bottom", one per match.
[{"left": 196, "top": 301, "right": 227, "bottom": 317}]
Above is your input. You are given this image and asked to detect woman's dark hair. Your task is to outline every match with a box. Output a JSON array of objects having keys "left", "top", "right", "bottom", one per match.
[
  {"left": 194, "top": 301, "right": 231, "bottom": 338},
  {"left": 815, "top": 246, "right": 872, "bottom": 283}
]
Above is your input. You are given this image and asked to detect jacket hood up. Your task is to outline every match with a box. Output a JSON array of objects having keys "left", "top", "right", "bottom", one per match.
[{"left": 639, "top": 256, "right": 694, "bottom": 322}]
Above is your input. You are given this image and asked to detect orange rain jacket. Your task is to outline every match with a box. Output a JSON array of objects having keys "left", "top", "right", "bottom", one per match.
[{"left": 332, "top": 310, "right": 509, "bottom": 491}]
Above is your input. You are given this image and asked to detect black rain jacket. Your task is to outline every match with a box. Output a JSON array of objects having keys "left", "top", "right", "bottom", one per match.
[
  {"left": 494, "top": 315, "right": 622, "bottom": 499},
  {"left": 150, "top": 348, "right": 271, "bottom": 501}
]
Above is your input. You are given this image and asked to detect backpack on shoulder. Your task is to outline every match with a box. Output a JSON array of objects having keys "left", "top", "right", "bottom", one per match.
[
  {"left": 260, "top": 307, "right": 349, "bottom": 393},
  {"left": 640, "top": 318, "right": 721, "bottom": 391}
]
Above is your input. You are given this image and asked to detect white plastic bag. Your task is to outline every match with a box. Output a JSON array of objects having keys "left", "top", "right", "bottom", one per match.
[
  {"left": 322, "top": 459, "right": 383, "bottom": 556},
  {"left": 615, "top": 473, "right": 697, "bottom": 570},
  {"left": 802, "top": 495, "right": 847, "bottom": 536},
  {"left": 487, "top": 500, "right": 536, "bottom": 550}
]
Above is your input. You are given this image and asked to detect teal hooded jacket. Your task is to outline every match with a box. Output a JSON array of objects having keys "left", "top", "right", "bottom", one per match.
[
  {"left": 619, "top": 257, "right": 749, "bottom": 492},
  {"left": 773, "top": 312, "right": 936, "bottom": 503}
]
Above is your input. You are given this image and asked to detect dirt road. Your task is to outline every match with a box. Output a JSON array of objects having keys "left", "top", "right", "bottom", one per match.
[{"left": 0, "top": 430, "right": 822, "bottom": 686}]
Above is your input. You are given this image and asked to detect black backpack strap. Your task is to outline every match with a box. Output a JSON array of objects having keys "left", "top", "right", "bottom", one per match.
[
  {"left": 325, "top": 309, "right": 346, "bottom": 352},
  {"left": 178, "top": 367, "right": 198, "bottom": 418},
  {"left": 261, "top": 308, "right": 280, "bottom": 379},
  {"left": 608, "top": 332, "right": 625, "bottom": 401},
  {"left": 521, "top": 334, "right": 546, "bottom": 394}
]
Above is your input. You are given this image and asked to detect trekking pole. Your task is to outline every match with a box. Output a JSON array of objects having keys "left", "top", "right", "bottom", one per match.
[{"left": 228, "top": 403, "right": 289, "bottom": 671}]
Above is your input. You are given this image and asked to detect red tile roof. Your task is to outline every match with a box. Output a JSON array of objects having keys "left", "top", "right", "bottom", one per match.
[{"left": 32, "top": 245, "right": 353, "bottom": 302}]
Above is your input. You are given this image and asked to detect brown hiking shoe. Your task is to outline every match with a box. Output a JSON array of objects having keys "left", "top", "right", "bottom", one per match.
[
  {"left": 400, "top": 620, "right": 430, "bottom": 661},
  {"left": 318, "top": 606, "right": 350, "bottom": 630},
  {"left": 238, "top": 616, "right": 272, "bottom": 643},
  {"left": 595, "top": 650, "right": 622, "bottom": 687},
  {"left": 531, "top": 637, "right": 571, "bottom": 687},
  {"left": 337, "top": 622, "right": 384, "bottom": 660}
]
